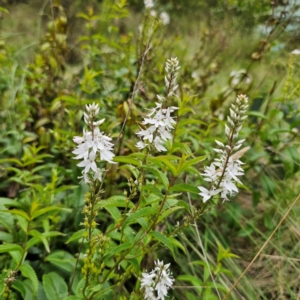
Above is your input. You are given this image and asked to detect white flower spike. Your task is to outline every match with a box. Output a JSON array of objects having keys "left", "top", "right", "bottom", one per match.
[
  {"left": 136, "top": 58, "right": 180, "bottom": 152},
  {"left": 73, "top": 103, "right": 115, "bottom": 183},
  {"left": 198, "top": 94, "right": 248, "bottom": 202},
  {"left": 141, "top": 260, "right": 174, "bottom": 300}
]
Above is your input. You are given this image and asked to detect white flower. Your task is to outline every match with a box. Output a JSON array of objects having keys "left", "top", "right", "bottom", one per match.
[
  {"left": 153, "top": 136, "right": 167, "bottom": 152},
  {"left": 230, "top": 70, "right": 251, "bottom": 87},
  {"left": 93, "top": 168, "right": 103, "bottom": 182},
  {"left": 136, "top": 58, "right": 180, "bottom": 152},
  {"left": 150, "top": 10, "right": 157, "bottom": 17},
  {"left": 198, "top": 186, "right": 220, "bottom": 203},
  {"left": 77, "top": 150, "right": 97, "bottom": 173},
  {"left": 291, "top": 49, "right": 300, "bottom": 55},
  {"left": 144, "top": 0, "right": 154, "bottom": 9},
  {"left": 198, "top": 95, "right": 248, "bottom": 202},
  {"left": 73, "top": 103, "right": 115, "bottom": 182},
  {"left": 136, "top": 126, "right": 156, "bottom": 143},
  {"left": 141, "top": 260, "right": 174, "bottom": 300},
  {"left": 201, "top": 164, "right": 221, "bottom": 182},
  {"left": 160, "top": 12, "right": 170, "bottom": 25},
  {"left": 78, "top": 172, "right": 90, "bottom": 184}
]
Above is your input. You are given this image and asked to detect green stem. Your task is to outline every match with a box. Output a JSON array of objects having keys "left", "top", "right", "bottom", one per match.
[{"left": 99, "top": 176, "right": 176, "bottom": 288}]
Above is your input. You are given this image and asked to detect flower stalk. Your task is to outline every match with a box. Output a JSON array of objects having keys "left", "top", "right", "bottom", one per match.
[{"left": 198, "top": 94, "right": 249, "bottom": 203}]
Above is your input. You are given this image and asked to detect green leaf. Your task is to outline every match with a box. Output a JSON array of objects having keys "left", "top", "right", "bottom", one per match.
[
  {"left": 149, "top": 156, "right": 178, "bottom": 176},
  {"left": 32, "top": 206, "right": 64, "bottom": 219},
  {"left": 168, "top": 237, "right": 186, "bottom": 254},
  {"left": 177, "top": 155, "right": 207, "bottom": 174},
  {"left": 177, "top": 274, "right": 203, "bottom": 291},
  {"left": 0, "top": 272, "right": 6, "bottom": 295},
  {"left": 169, "top": 183, "right": 199, "bottom": 194},
  {"left": 0, "top": 198, "right": 22, "bottom": 208},
  {"left": 120, "top": 164, "right": 139, "bottom": 178},
  {"left": 126, "top": 258, "right": 140, "bottom": 274},
  {"left": 1, "top": 209, "right": 30, "bottom": 220},
  {"left": 45, "top": 251, "right": 76, "bottom": 273},
  {"left": 66, "top": 229, "right": 85, "bottom": 244},
  {"left": 143, "top": 166, "right": 169, "bottom": 188},
  {"left": 28, "top": 230, "right": 50, "bottom": 252},
  {"left": 142, "top": 184, "right": 163, "bottom": 198},
  {"left": 105, "top": 207, "right": 121, "bottom": 221},
  {"left": 20, "top": 264, "right": 39, "bottom": 296},
  {"left": 62, "top": 297, "right": 82, "bottom": 300},
  {"left": 150, "top": 231, "right": 174, "bottom": 256},
  {"left": 0, "top": 158, "right": 23, "bottom": 166},
  {"left": 123, "top": 207, "right": 158, "bottom": 228},
  {"left": 0, "top": 6, "right": 9, "bottom": 14},
  {"left": 113, "top": 156, "right": 141, "bottom": 166},
  {"left": 0, "top": 243, "right": 23, "bottom": 253},
  {"left": 26, "top": 237, "right": 40, "bottom": 249},
  {"left": 0, "top": 232, "right": 13, "bottom": 243},
  {"left": 94, "top": 195, "right": 133, "bottom": 209},
  {"left": 16, "top": 215, "right": 29, "bottom": 232},
  {"left": 103, "top": 242, "right": 131, "bottom": 260},
  {"left": 158, "top": 206, "right": 184, "bottom": 223},
  {"left": 248, "top": 111, "right": 267, "bottom": 119},
  {"left": 176, "top": 200, "right": 191, "bottom": 213},
  {"left": 9, "top": 250, "right": 22, "bottom": 265},
  {"left": 178, "top": 119, "right": 207, "bottom": 127},
  {"left": 43, "top": 272, "right": 68, "bottom": 300},
  {"left": 12, "top": 280, "right": 27, "bottom": 299}
]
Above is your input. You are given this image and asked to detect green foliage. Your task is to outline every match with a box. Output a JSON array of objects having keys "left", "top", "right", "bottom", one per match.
[{"left": 0, "top": 0, "right": 299, "bottom": 299}]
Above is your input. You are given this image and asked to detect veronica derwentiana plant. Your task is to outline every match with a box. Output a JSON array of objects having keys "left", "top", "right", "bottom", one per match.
[
  {"left": 136, "top": 57, "right": 180, "bottom": 152},
  {"left": 198, "top": 94, "right": 249, "bottom": 202},
  {"left": 141, "top": 260, "right": 174, "bottom": 300},
  {"left": 73, "top": 103, "right": 115, "bottom": 183}
]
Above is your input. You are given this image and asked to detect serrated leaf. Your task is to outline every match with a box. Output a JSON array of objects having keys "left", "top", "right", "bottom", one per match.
[
  {"left": 123, "top": 207, "right": 158, "bottom": 228},
  {"left": 20, "top": 264, "right": 39, "bottom": 296},
  {"left": 0, "top": 243, "right": 23, "bottom": 253},
  {"left": 45, "top": 251, "right": 76, "bottom": 273},
  {"left": 43, "top": 272, "right": 68, "bottom": 300},
  {"left": 143, "top": 166, "right": 169, "bottom": 188},
  {"left": 150, "top": 231, "right": 174, "bottom": 256},
  {"left": 169, "top": 183, "right": 199, "bottom": 194},
  {"left": 12, "top": 280, "right": 27, "bottom": 298}
]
